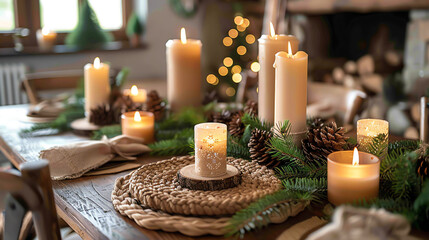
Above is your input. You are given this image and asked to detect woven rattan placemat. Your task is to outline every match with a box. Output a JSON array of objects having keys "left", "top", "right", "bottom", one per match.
[{"left": 128, "top": 155, "right": 281, "bottom": 216}]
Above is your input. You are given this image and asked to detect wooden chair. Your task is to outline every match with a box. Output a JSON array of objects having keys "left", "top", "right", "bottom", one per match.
[
  {"left": 0, "top": 160, "right": 61, "bottom": 240},
  {"left": 22, "top": 70, "right": 82, "bottom": 105}
]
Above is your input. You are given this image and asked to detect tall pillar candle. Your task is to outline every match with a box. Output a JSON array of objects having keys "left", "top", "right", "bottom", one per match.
[
  {"left": 273, "top": 43, "right": 308, "bottom": 133},
  {"left": 194, "top": 123, "right": 227, "bottom": 177},
  {"left": 84, "top": 57, "right": 110, "bottom": 117},
  {"left": 166, "top": 28, "right": 202, "bottom": 111},
  {"left": 258, "top": 23, "right": 299, "bottom": 124}
]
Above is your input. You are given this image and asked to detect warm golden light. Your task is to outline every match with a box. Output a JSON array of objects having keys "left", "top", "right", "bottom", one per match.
[
  {"left": 94, "top": 57, "right": 101, "bottom": 69},
  {"left": 246, "top": 34, "right": 255, "bottom": 44},
  {"left": 353, "top": 147, "right": 359, "bottom": 166},
  {"left": 234, "top": 16, "right": 244, "bottom": 25},
  {"left": 180, "top": 27, "right": 187, "bottom": 44},
  {"left": 223, "top": 37, "right": 233, "bottom": 46},
  {"left": 287, "top": 41, "right": 293, "bottom": 57},
  {"left": 130, "top": 85, "right": 139, "bottom": 96},
  {"left": 134, "top": 111, "right": 142, "bottom": 122},
  {"left": 42, "top": 27, "right": 51, "bottom": 35},
  {"left": 226, "top": 87, "right": 236, "bottom": 96},
  {"left": 242, "top": 18, "right": 250, "bottom": 28},
  {"left": 232, "top": 73, "right": 242, "bottom": 83},
  {"left": 237, "top": 46, "right": 247, "bottom": 55},
  {"left": 237, "top": 25, "right": 246, "bottom": 32},
  {"left": 223, "top": 57, "right": 233, "bottom": 67},
  {"left": 269, "top": 22, "right": 275, "bottom": 37},
  {"left": 228, "top": 29, "right": 238, "bottom": 38},
  {"left": 231, "top": 65, "right": 242, "bottom": 74},
  {"left": 206, "top": 74, "right": 218, "bottom": 85},
  {"left": 218, "top": 66, "right": 228, "bottom": 76},
  {"left": 250, "top": 62, "right": 260, "bottom": 72}
]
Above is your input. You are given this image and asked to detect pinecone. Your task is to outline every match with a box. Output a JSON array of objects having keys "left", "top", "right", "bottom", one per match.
[
  {"left": 302, "top": 120, "right": 349, "bottom": 161},
  {"left": 210, "top": 110, "right": 234, "bottom": 124},
  {"left": 417, "top": 156, "right": 429, "bottom": 178},
  {"left": 146, "top": 90, "right": 165, "bottom": 121},
  {"left": 244, "top": 100, "right": 258, "bottom": 116},
  {"left": 229, "top": 112, "right": 245, "bottom": 137},
  {"left": 89, "top": 104, "right": 122, "bottom": 126},
  {"left": 248, "top": 129, "right": 280, "bottom": 169}
]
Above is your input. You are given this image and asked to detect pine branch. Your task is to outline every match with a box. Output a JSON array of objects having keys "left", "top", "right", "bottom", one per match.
[
  {"left": 92, "top": 124, "right": 121, "bottom": 140},
  {"left": 390, "top": 151, "right": 420, "bottom": 200},
  {"left": 388, "top": 140, "right": 420, "bottom": 154},
  {"left": 148, "top": 138, "right": 193, "bottom": 156},
  {"left": 269, "top": 137, "right": 306, "bottom": 166},
  {"left": 241, "top": 113, "right": 272, "bottom": 132},
  {"left": 228, "top": 136, "right": 251, "bottom": 160},
  {"left": 368, "top": 133, "right": 388, "bottom": 159},
  {"left": 282, "top": 178, "right": 327, "bottom": 203}
]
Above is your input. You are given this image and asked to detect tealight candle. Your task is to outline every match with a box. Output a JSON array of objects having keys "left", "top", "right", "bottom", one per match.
[
  {"left": 36, "top": 27, "right": 57, "bottom": 51},
  {"left": 194, "top": 123, "right": 227, "bottom": 177},
  {"left": 121, "top": 111, "right": 155, "bottom": 144},
  {"left": 123, "top": 85, "right": 147, "bottom": 103},
  {"left": 357, "top": 119, "right": 389, "bottom": 154},
  {"left": 328, "top": 148, "right": 380, "bottom": 205},
  {"left": 258, "top": 22, "right": 299, "bottom": 124},
  {"left": 166, "top": 27, "right": 202, "bottom": 111}
]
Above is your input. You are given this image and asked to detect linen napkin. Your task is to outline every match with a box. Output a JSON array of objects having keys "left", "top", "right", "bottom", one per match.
[
  {"left": 28, "top": 97, "right": 66, "bottom": 118},
  {"left": 39, "top": 135, "right": 150, "bottom": 180}
]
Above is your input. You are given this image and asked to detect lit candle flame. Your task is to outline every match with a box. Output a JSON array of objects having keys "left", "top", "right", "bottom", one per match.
[
  {"left": 94, "top": 57, "right": 101, "bottom": 69},
  {"left": 181, "top": 27, "right": 187, "bottom": 44},
  {"left": 287, "top": 41, "right": 293, "bottom": 58},
  {"left": 42, "top": 27, "right": 50, "bottom": 35},
  {"left": 131, "top": 85, "right": 138, "bottom": 96},
  {"left": 352, "top": 147, "right": 359, "bottom": 166},
  {"left": 269, "top": 22, "right": 275, "bottom": 37},
  {"left": 134, "top": 111, "right": 141, "bottom": 122}
]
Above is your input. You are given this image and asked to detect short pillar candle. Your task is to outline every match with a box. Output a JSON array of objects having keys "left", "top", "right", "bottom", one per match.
[
  {"left": 357, "top": 119, "right": 389, "bottom": 153},
  {"left": 328, "top": 148, "right": 380, "bottom": 206},
  {"left": 121, "top": 111, "right": 155, "bottom": 144},
  {"left": 194, "top": 123, "right": 227, "bottom": 177}
]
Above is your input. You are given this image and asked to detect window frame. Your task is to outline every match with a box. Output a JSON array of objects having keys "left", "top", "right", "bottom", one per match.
[{"left": 0, "top": 0, "right": 132, "bottom": 49}]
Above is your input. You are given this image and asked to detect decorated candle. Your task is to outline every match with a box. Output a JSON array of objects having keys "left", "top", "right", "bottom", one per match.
[
  {"left": 84, "top": 57, "right": 110, "bottom": 117},
  {"left": 194, "top": 123, "right": 227, "bottom": 177},
  {"left": 166, "top": 28, "right": 202, "bottom": 111},
  {"left": 121, "top": 111, "right": 155, "bottom": 144},
  {"left": 328, "top": 148, "right": 380, "bottom": 205},
  {"left": 36, "top": 27, "right": 57, "bottom": 51},
  {"left": 357, "top": 119, "right": 389, "bottom": 154},
  {"left": 273, "top": 42, "right": 308, "bottom": 133},
  {"left": 123, "top": 85, "right": 147, "bottom": 103},
  {"left": 258, "top": 22, "right": 299, "bottom": 124}
]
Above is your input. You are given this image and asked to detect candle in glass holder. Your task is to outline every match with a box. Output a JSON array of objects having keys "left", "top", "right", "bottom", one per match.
[
  {"left": 121, "top": 111, "right": 155, "bottom": 144},
  {"left": 328, "top": 148, "right": 380, "bottom": 206},
  {"left": 123, "top": 85, "right": 147, "bottom": 103},
  {"left": 357, "top": 119, "right": 389, "bottom": 154},
  {"left": 36, "top": 27, "right": 57, "bottom": 51},
  {"left": 194, "top": 123, "right": 227, "bottom": 177},
  {"left": 258, "top": 22, "right": 299, "bottom": 124}
]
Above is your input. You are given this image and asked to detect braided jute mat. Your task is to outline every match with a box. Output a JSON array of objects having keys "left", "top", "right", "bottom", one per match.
[{"left": 112, "top": 155, "right": 307, "bottom": 236}]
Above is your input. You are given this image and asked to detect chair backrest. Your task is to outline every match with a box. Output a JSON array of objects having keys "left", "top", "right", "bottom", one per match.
[
  {"left": 0, "top": 160, "right": 61, "bottom": 240},
  {"left": 421, "top": 97, "right": 429, "bottom": 143},
  {"left": 23, "top": 70, "right": 82, "bottom": 105}
]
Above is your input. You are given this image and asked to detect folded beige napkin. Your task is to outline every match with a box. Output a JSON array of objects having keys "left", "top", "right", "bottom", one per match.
[
  {"left": 28, "top": 98, "right": 65, "bottom": 118},
  {"left": 39, "top": 135, "right": 151, "bottom": 180}
]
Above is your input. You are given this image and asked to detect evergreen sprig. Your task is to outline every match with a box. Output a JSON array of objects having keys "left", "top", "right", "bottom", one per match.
[
  {"left": 241, "top": 113, "right": 272, "bottom": 132},
  {"left": 92, "top": 124, "right": 121, "bottom": 140},
  {"left": 367, "top": 133, "right": 388, "bottom": 159},
  {"left": 228, "top": 136, "right": 251, "bottom": 160},
  {"left": 148, "top": 138, "right": 193, "bottom": 156}
]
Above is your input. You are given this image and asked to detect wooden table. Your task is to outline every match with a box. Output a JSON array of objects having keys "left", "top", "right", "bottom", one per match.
[{"left": 0, "top": 104, "right": 319, "bottom": 240}]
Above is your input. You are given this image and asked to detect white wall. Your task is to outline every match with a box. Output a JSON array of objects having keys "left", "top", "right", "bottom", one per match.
[{"left": 0, "top": 0, "right": 204, "bottom": 80}]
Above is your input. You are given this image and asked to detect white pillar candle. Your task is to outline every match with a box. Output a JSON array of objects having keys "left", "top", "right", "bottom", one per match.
[
  {"left": 328, "top": 148, "right": 380, "bottom": 205},
  {"left": 273, "top": 42, "right": 308, "bottom": 133},
  {"left": 194, "top": 123, "right": 227, "bottom": 177},
  {"left": 357, "top": 119, "right": 389, "bottom": 154},
  {"left": 84, "top": 57, "right": 110, "bottom": 117},
  {"left": 258, "top": 22, "right": 299, "bottom": 124},
  {"left": 121, "top": 111, "right": 155, "bottom": 144},
  {"left": 166, "top": 28, "right": 202, "bottom": 111},
  {"left": 36, "top": 27, "right": 57, "bottom": 51},
  {"left": 123, "top": 85, "right": 147, "bottom": 103}
]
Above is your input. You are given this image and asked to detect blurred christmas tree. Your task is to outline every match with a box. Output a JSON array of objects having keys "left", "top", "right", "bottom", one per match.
[{"left": 206, "top": 14, "right": 260, "bottom": 101}]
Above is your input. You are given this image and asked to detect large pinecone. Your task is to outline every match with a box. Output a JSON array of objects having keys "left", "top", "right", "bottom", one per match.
[
  {"left": 248, "top": 129, "right": 280, "bottom": 169},
  {"left": 89, "top": 104, "right": 122, "bottom": 126},
  {"left": 302, "top": 120, "right": 349, "bottom": 161},
  {"left": 146, "top": 90, "right": 165, "bottom": 121},
  {"left": 244, "top": 100, "right": 258, "bottom": 116},
  {"left": 210, "top": 110, "right": 234, "bottom": 124},
  {"left": 229, "top": 112, "right": 245, "bottom": 137}
]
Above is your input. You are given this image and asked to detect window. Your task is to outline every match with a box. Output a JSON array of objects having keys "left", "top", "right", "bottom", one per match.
[{"left": 0, "top": 0, "right": 131, "bottom": 49}]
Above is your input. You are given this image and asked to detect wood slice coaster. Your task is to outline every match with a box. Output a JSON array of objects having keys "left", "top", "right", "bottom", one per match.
[
  {"left": 128, "top": 155, "right": 282, "bottom": 216},
  {"left": 177, "top": 164, "right": 241, "bottom": 191},
  {"left": 112, "top": 168, "right": 307, "bottom": 236},
  {"left": 70, "top": 118, "right": 100, "bottom": 136}
]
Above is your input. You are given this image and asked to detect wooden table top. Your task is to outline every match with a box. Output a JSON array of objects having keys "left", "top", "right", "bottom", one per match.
[{"left": 0, "top": 104, "right": 320, "bottom": 240}]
